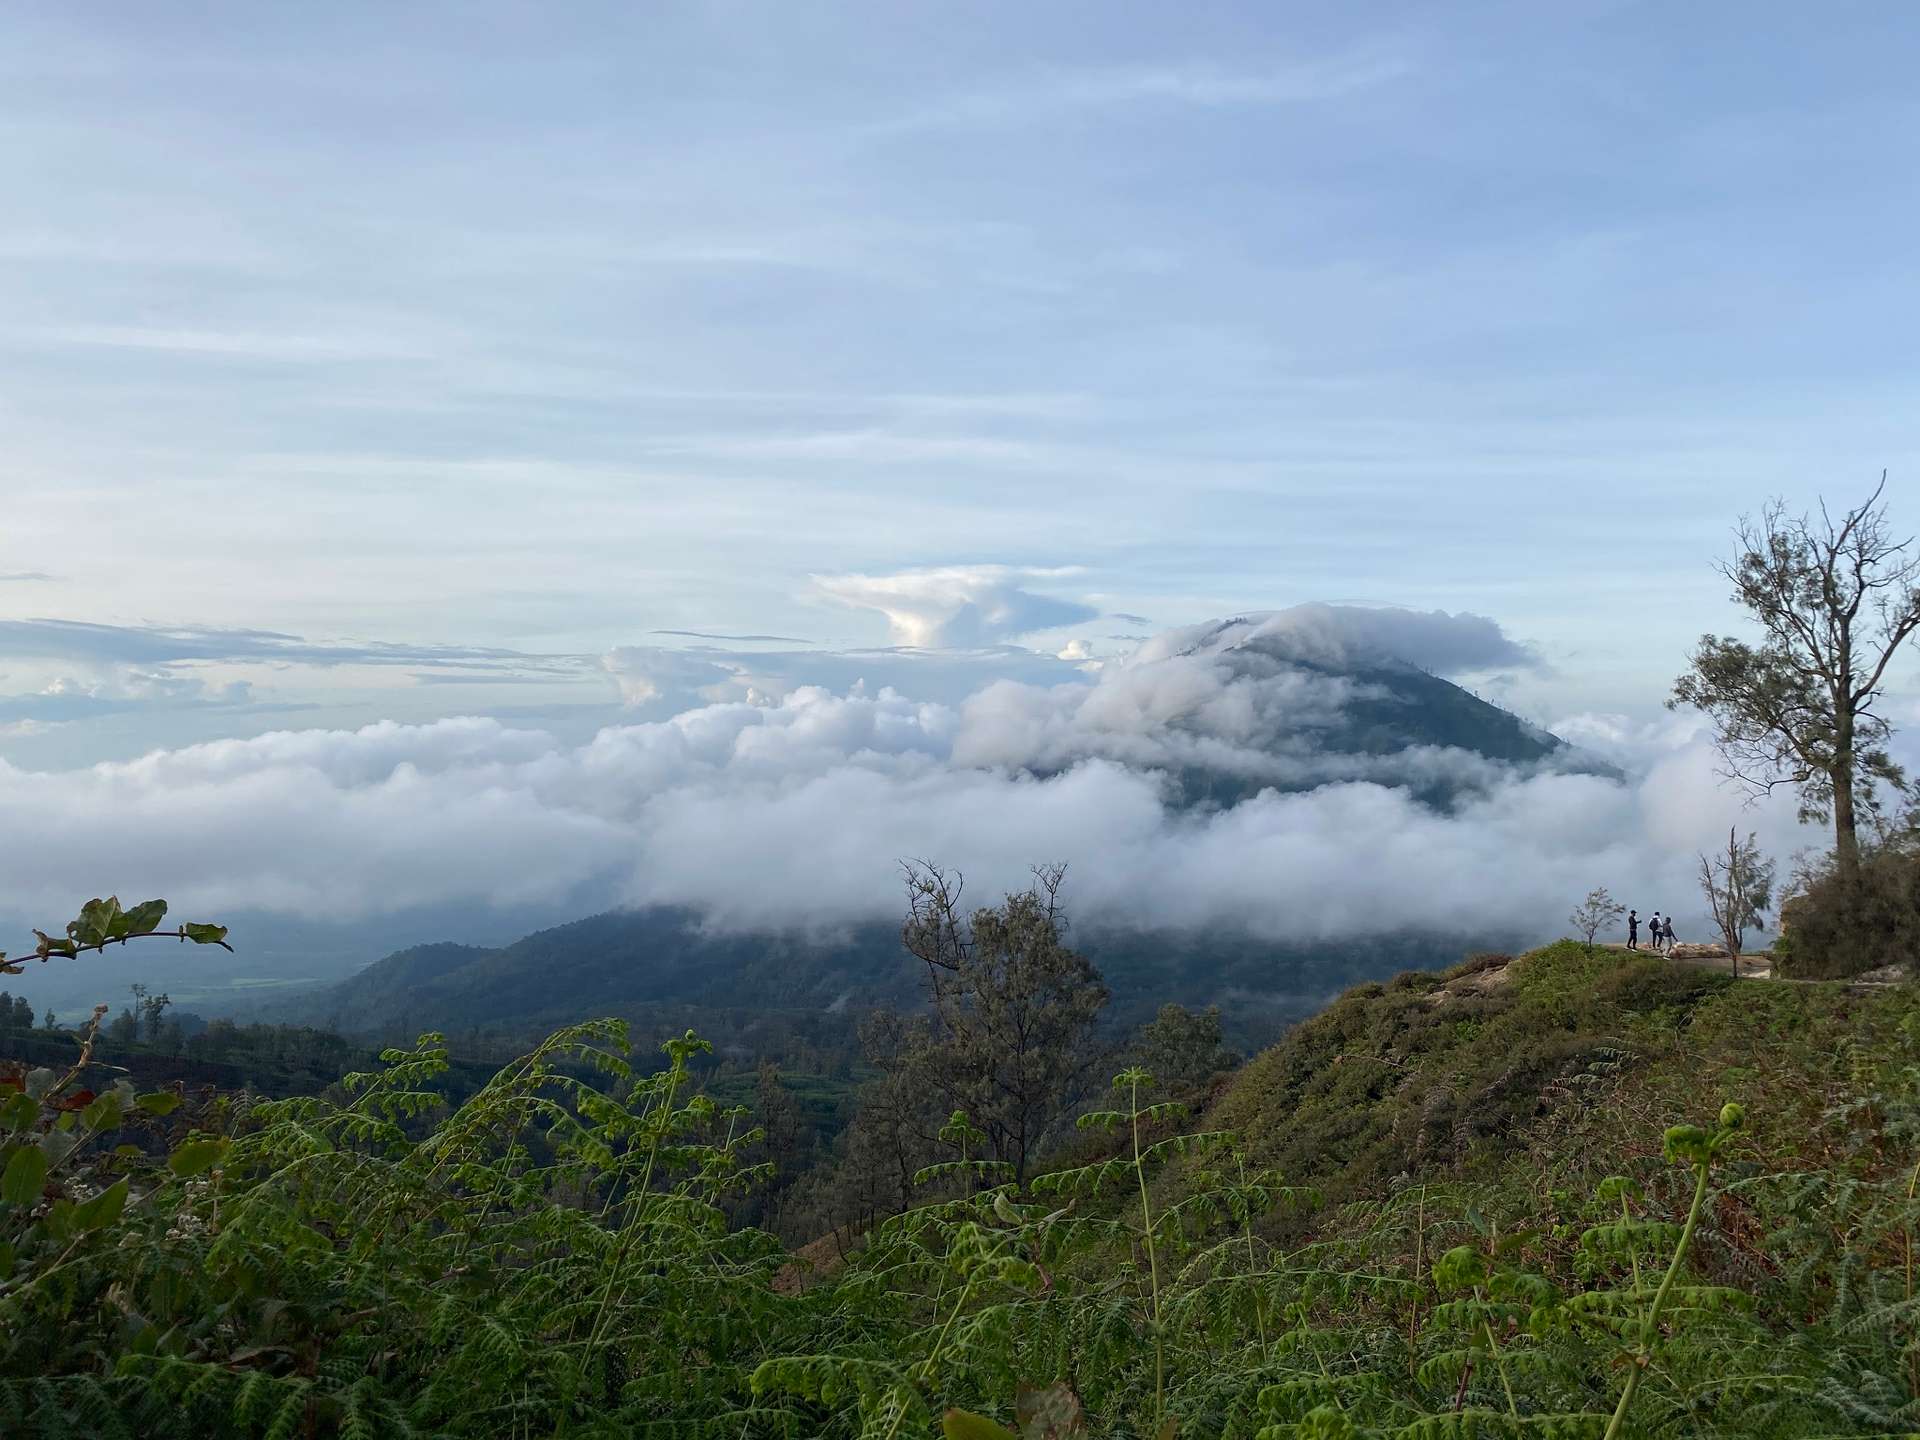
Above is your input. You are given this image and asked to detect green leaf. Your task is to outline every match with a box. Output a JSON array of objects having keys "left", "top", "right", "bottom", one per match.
[
  {"left": 122, "top": 899, "right": 168, "bottom": 936},
  {"left": 1663, "top": 1124, "right": 1712, "bottom": 1166},
  {"left": 181, "top": 923, "right": 229, "bottom": 946},
  {"left": 943, "top": 1411, "right": 1019, "bottom": 1440},
  {"left": 81, "top": 1092, "right": 125, "bottom": 1132},
  {"left": 74, "top": 1178, "right": 128, "bottom": 1232},
  {"left": 168, "top": 1137, "right": 229, "bottom": 1177},
  {"left": 2, "top": 1144, "right": 48, "bottom": 1205},
  {"left": 42, "top": 1198, "right": 76, "bottom": 1241},
  {"left": 69, "top": 896, "right": 123, "bottom": 947},
  {"left": 136, "top": 1091, "right": 183, "bottom": 1117},
  {"left": 1, "top": 1093, "right": 36, "bottom": 1134},
  {"left": 1434, "top": 1245, "right": 1488, "bottom": 1292}
]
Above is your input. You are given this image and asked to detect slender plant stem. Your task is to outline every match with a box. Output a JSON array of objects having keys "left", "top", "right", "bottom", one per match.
[
  {"left": 1623, "top": 1191, "right": 1643, "bottom": 1296},
  {"left": 1131, "top": 1076, "right": 1166, "bottom": 1431},
  {"left": 1905, "top": 1154, "right": 1920, "bottom": 1396},
  {"left": 1603, "top": 1157, "right": 1711, "bottom": 1440},
  {"left": 1238, "top": 1154, "right": 1271, "bottom": 1367},
  {"left": 1478, "top": 1291, "right": 1518, "bottom": 1419},
  {"left": 878, "top": 1271, "right": 981, "bottom": 1440},
  {"left": 1410, "top": 1183, "right": 1427, "bottom": 1372}
]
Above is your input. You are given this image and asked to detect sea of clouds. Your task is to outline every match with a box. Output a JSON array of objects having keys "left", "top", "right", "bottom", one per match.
[{"left": 0, "top": 605, "right": 1838, "bottom": 947}]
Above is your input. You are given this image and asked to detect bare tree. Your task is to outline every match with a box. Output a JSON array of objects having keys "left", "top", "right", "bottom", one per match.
[
  {"left": 1671, "top": 475, "right": 1920, "bottom": 886},
  {"left": 1568, "top": 886, "right": 1626, "bottom": 951},
  {"left": 898, "top": 860, "right": 1110, "bottom": 1185},
  {"left": 1698, "top": 827, "right": 1775, "bottom": 975}
]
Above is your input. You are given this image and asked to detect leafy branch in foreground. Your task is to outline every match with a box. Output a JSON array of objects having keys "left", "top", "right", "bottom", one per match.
[{"left": 2, "top": 895, "right": 230, "bottom": 975}]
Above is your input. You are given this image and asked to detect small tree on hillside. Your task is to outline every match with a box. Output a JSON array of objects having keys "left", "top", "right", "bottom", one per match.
[
  {"left": 1131, "top": 1002, "right": 1235, "bottom": 1094},
  {"left": 1671, "top": 476, "right": 1920, "bottom": 888},
  {"left": 1569, "top": 886, "right": 1627, "bottom": 951},
  {"left": 1699, "top": 827, "right": 1775, "bottom": 975},
  {"left": 898, "top": 860, "right": 1110, "bottom": 1185}
]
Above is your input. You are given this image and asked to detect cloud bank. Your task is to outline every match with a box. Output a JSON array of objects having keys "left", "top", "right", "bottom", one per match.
[
  {"left": 0, "top": 619, "right": 577, "bottom": 672},
  {"left": 812, "top": 565, "right": 1101, "bottom": 647},
  {"left": 0, "top": 609, "right": 1827, "bottom": 949}
]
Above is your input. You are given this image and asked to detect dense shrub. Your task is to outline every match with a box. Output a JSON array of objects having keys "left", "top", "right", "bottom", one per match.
[
  {"left": 1593, "top": 955, "right": 1732, "bottom": 1012},
  {"left": 1776, "top": 844, "right": 1920, "bottom": 979}
]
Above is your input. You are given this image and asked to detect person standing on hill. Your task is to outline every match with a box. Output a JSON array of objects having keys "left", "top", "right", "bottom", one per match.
[
  {"left": 1627, "top": 909, "right": 1640, "bottom": 949},
  {"left": 1660, "top": 914, "right": 1678, "bottom": 952},
  {"left": 1648, "top": 912, "right": 1662, "bottom": 953}
]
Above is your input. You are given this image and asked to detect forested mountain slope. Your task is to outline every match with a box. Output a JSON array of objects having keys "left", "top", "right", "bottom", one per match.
[{"left": 303, "top": 905, "right": 1500, "bottom": 1054}]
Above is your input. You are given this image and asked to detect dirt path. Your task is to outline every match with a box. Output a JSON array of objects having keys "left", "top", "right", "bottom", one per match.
[
  {"left": 1597, "top": 941, "right": 1774, "bottom": 979},
  {"left": 1596, "top": 942, "right": 1906, "bottom": 987}
]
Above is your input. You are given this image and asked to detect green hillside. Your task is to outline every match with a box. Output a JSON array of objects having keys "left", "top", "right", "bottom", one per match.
[
  {"left": 1202, "top": 940, "right": 1915, "bottom": 1216},
  {"left": 8, "top": 936, "right": 1920, "bottom": 1437}
]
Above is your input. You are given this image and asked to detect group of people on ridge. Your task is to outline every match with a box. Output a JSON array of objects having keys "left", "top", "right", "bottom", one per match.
[{"left": 1626, "top": 908, "right": 1677, "bottom": 952}]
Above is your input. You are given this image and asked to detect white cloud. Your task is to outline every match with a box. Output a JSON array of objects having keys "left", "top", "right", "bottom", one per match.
[
  {"left": 600, "top": 648, "right": 754, "bottom": 708},
  {"left": 813, "top": 564, "right": 1101, "bottom": 647},
  {"left": 0, "top": 618, "right": 576, "bottom": 673},
  {"left": 19, "top": 324, "right": 431, "bottom": 363},
  {"left": 599, "top": 642, "right": 1084, "bottom": 714},
  {"left": 879, "top": 52, "right": 1413, "bottom": 133},
  {"left": 0, "top": 614, "right": 1839, "bottom": 950},
  {"left": 1153, "top": 606, "right": 1544, "bottom": 677}
]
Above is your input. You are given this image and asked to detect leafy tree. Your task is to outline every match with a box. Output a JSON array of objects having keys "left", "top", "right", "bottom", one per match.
[
  {"left": 755, "top": 1061, "right": 804, "bottom": 1169},
  {"left": 899, "top": 861, "right": 1109, "bottom": 1185},
  {"left": 0, "top": 994, "right": 33, "bottom": 1032},
  {"left": 1568, "top": 885, "right": 1626, "bottom": 949},
  {"left": 1672, "top": 475, "right": 1920, "bottom": 886},
  {"left": 128, "top": 983, "right": 171, "bottom": 1041},
  {"left": 1699, "top": 826, "right": 1775, "bottom": 973},
  {"left": 1130, "top": 1002, "right": 1235, "bottom": 1093}
]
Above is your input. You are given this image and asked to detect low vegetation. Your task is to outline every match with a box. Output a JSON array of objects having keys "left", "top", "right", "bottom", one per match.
[{"left": 5, "top": 885, "right": 1920, "bottom": 1438}]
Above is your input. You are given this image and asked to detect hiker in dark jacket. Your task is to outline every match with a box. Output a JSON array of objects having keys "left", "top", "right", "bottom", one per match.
[
  {"left": 1649, "top": 912, "right": 1663, "bottom": 953},
  {"left": 1627, "top": 910, "right": 1639, "bottom": 949}
]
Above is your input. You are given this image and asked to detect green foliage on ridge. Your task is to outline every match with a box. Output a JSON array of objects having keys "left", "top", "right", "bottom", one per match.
[{"left": 4, "top": 926, "right": 1920, "bottom": 1437}]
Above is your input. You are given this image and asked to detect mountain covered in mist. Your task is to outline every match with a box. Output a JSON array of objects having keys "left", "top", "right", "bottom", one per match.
[
  {"left": 300, "top": 621, "right": 1578, "bottom": 1044},
  {"left": 301, "top": 906, "right": 1504, "bottom": 1055},
  {"left": 949, "top": 609, "right": 1594, "bottom": 804}
]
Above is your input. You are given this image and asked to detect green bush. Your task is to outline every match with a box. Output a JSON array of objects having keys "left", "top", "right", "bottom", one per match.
[
  {"left": 1593, "top": 956, "right": 1732, "bottom": 1012},
  {"left": 1776, "top": 845, "right": 1920, "bottom": 979}
]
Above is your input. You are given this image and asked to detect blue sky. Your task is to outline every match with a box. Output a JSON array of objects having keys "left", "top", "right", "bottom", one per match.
[{"left": 3, "top": 0, "right": 1917, "bottom": 765}]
